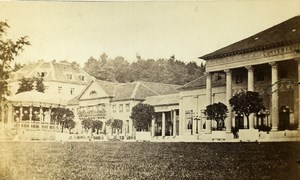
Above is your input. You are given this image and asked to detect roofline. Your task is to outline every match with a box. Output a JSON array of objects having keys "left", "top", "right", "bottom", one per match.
[
  {"left": 111, "top": 98, "right": 144, "bottom": 102},
  {"left": 148, "top": 103, "right": 179, "bottom": 107},
  {"left": 200, "top": 41, "right": 295, "bottom": 60}
]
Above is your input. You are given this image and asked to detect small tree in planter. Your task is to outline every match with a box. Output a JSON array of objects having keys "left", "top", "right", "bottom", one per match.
[
  {"left": 93, "top": 120, "right": 103, "bottom": 134},
  {"left": 106, "top": 119, "right": 123, "bottom": 135},
  {"left": 229, "top": 91, "right": 265, "bottom": 129},
  {"left": 81, "top": 118, "right": 93, "bottom": 134},
  {"left": 130, "top": 103, "right": 155, "bottom": 131},
  {"left": 206, "top": 102, "right": 228, "bottom": 130},
  {"left": 53, "top": 108, "right": 75, "bottom": 133}
]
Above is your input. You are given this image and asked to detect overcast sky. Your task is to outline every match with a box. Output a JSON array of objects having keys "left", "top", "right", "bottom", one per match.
[{"left": 1, "top": 0, "right": 300, "bottom": 66}]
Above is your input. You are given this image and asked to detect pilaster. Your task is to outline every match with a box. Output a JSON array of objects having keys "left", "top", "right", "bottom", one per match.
[
  {"left": 269, "top": 62, "right": 279, "bottom": 131},
  {"left": 224, "top": 69, "right": 232, "bottom": 133},
  {"left": 246, "top": 65, "right": 255, "bottom": 129}
]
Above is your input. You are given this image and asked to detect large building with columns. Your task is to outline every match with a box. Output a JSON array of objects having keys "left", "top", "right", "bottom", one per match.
[{"left": 192, "top": 15, "right": 300, "bottom": 141}]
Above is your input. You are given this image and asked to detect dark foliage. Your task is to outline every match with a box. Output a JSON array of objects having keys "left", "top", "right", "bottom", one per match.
[
  {"left": 16, "top": 77, "right": 45, "bottom": 94},
  {"left": 0, "top": 21, "right": 29, "bottom": 122},
  {"left": 130, "top": 103, "right": 155, "bottom": 131},
  {"left": 206, "top": 102, "right": 228, "bottom": 130},
  {"left": 229, "top": 91, "right": 265, "bottom": 129},
  {"left": 83, "top": 53, "right": 205, "bottom": 85}
]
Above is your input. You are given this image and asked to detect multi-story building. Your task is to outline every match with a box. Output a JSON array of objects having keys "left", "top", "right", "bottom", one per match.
[
  {"left": 76, "top": 79, "right": 180, "bottom": 137},
  {"left": 8, "top": 60, "right": 92, "bottom": 99}
]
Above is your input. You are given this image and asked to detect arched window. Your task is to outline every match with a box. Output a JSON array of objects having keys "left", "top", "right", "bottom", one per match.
[{"left": 89, "top": 90, "right": 97, "bottom": 97}]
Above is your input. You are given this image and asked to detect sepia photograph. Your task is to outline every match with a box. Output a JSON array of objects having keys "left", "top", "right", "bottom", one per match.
[{"left": 1, "top": 0, "right": 300, "bottom": 179}]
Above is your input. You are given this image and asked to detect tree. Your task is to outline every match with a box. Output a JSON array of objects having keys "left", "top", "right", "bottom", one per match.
[
  {"left": 52, "top": 108, "right": 74, "bottom": 133},
  {"left": 106, "top": 119, "right": 123, "bottom": 135},
  {"left": 61, "top": 109, "right": 75, "bottom": 134},
  {"left": 16, "top": 77, "right": 45, "bottom": 94},
  {"left": 206, "top": 102, "right": 228, "bottom": 130},
  {"left": 93, "top": 120, "right": 103, "bottom": 134},
  {"left": 12, "top": 62, "right": 25, "bottom": 72},
  {"left": 130, "top": 103, "right": 155, "bottom": 131},
  {"left": 81, "top": 118, "right": 94, "bottom": 134},
  {"left": 0, "top": 21, "right": 29, "bottom": 121},
  {"left": 229, "top": 91, "right": 265, "bottom": 129},
  {"left": 16, "top": 77, "right": 34, "bottom": 94}
]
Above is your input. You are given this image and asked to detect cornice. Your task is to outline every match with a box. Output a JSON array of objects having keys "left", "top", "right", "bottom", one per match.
[{"left": 206, "top": 44, "right": 300, "bottom": 72}]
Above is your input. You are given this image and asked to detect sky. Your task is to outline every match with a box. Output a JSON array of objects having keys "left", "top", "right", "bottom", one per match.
[{"left": 1, "top": 0, "right": 300, "bottom": 67}]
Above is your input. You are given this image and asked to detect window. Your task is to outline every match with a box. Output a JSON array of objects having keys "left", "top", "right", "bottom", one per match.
[
  {"left": 37, "top": 72, "right": 47, "bottom": 78},
  {"left": 41, "top": 72, "right": 46, "bottom": 77},
  {"left": 89, "top": 90, "right": 97, "bottom": 98},
  {"left": 119, "top": 104, "right": 123, "bottom": 113},
  {"left": 185, "top": 110, "right": 193, "bottom": 130},
  {"left": 112, "top": 105, "right": 117, "bottom": 113},
  {"left": 66, "top": 74, "right": 73, "bottom": 80},
  {"left": 58, "top": 86, "right": 62, "bottom": 94},
  {"left": 256, "top": 72, "right": 264, "bottom": 81},
  {"left": 125, "top": 104, "right": 130, "bottom": 112},
  {"left": 79, "top": 75, "right": 85, "bottom": 82},
  {"left": 235, "top": 74, "right": 243, "bottom": 84},
  {"left": 70, "top": 88, "right": 75, "bottom": 95}
]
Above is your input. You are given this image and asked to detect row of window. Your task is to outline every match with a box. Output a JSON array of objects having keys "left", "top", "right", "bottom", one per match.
[
  {"left": 36, "top": 72, "right": 85, "bottom": 82},
  {"left": 112, "top": 104, "right": 130, "bottom": 113},
  {"left": 58, "top": 86, "right": 75, "bottom": 95}
]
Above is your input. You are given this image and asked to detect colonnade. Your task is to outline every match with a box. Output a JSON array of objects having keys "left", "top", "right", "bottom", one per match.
[
  {"left": 151, "top": 109, "right": 178, "bottom": 137},
  {"left": 205, "top": 60, "right": 300, "bottom": 131}
]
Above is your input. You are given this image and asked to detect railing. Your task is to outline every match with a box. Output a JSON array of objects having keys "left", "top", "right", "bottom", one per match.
[
  {"left": 14, "top": 122, "right": 61, "bottom": 131},
  {"left": 78, "top": 110, "right": 106, "bottom": 118}
]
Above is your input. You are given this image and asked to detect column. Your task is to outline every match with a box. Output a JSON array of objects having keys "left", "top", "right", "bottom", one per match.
[
  {"left": 1, "top": 103, "right": 5, "bottom": 125},
  {"left": 270, "top": 62, "right": 279, "bottom": 131},
  {"left": 162, "top": 112, "right": 166, "bottom": 137},
  {"left": 29, "top": 106, "right": 33, "bottom": 129},
  {"left": 39, "top": 106, "right": 43, "bottom": 129},
  {"left": 173, "top": 110, "right": 176, "bottom": 136},
  {"left": 201, "top": 109, "right": 211, "bottom": 133},
  {"left": 297, "top": 59, "right": 300, "bottom": 130},
  {"left": 199, "top": 114, "right": 203, "bottom": 132},
  {"left": 224, "top": 69, "right": 233, "bottom": 132},
  {"left": 48, "top": 108, "right": 51, "bottom": 130},
  {"left": 192, "top": 113, "right": 197, "bottom": 135},
  {"left": 20, "top": 106, "right": 23, "bottom": 128},
  {"left": 178, "top": 97, "right": 184, "bottom": 136},
  {"left": 205, "top": 72, "right": 212, "bottom": 105},
  {"left": 246, "top": 65, "right": 255, "bottom": 129},
  {"left": 7, "top": 104, "right": 13, "bottom": 128},
  {"left": 151, "top": 116, "right": 155, "bottom": 137}
]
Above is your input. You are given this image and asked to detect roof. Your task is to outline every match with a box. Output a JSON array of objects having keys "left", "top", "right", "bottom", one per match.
[
  {"left": 7, "top": 90, "right": 68, "bottom": 105},
  {"left": 66, "top": 96, "right": 79, "bottom": 106},
  {"left": 144, "top": 94, "right": 179, "bottom": 106},
  {"left": 200, "top": 16, "right": 300, "bottom": 60},
  {"left": 94, "top": 79, "right": 119, "bottom": 97},
  {"left": 178, "top": 73, "right": 225, "bottom": 91},
  {"left": 10, "top": 60, "right": 92, "bottom": 85},
  {"left": 112, "top": 81, "right": 180, "bottom": 101},
  {"left": 81, "top": 79, "right": 180, "bottom": 101}
]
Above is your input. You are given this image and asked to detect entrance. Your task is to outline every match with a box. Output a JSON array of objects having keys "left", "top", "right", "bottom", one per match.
[{"left": 279, "top": 106, "right": 290, "bottom": 130}]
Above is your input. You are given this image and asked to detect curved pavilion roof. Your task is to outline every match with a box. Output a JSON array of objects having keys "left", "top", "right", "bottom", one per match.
[{"left": 6, "top": 90, "right": 68, "bottom": 106}]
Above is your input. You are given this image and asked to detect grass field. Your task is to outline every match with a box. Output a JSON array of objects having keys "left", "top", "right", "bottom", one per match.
[{"left": 0, "top": 142, "right": 300, "bottom": 180}]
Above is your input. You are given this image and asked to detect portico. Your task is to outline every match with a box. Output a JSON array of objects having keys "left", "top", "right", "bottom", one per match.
[{"left": 200, "top": 15, "right": 300, "bottom": 136}]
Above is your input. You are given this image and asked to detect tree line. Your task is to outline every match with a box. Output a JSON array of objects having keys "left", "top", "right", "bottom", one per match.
[{"left": 83, "top": 53, "right": 205, "bottom": 85}]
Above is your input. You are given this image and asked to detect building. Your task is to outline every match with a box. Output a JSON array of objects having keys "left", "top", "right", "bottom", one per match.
[
  {"left": 174, "top": 16, "right": 300, "bottom": 141},
  {"left": 76, "top": 79, "right": 180, "bottom": 138},
  {"left": 0, "top": 60, "right": 92, "bottom": 139},
  {"left": 8, "top": 60, "right": 92, "bottom": 99}
]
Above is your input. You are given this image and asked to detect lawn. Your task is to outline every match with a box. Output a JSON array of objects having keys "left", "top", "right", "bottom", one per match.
[{"left": 0, "top": 142, "right": 300, "bottom": 180}]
